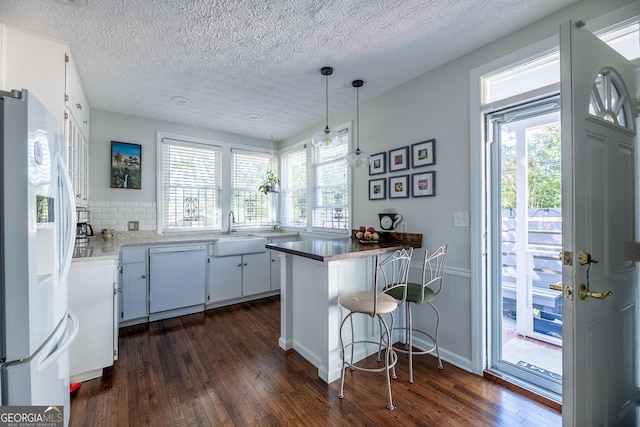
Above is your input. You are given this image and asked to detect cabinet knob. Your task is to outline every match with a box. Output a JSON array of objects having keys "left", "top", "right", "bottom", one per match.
[
  {"left": 237, "top": 264, "right": 242, "bottom": 267},
  {"left": 141, "top": 274, "right": 146, "bottom": 279},
  {"left": 76, "top": 103, "right": 82, "bottom": 110}
]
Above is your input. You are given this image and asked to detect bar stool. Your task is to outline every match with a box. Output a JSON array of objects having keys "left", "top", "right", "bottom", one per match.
[
  {"left": 385, "top": 245, "right": 447, "bottom": 383},
  {"left": 338, "top": 248, "right": 413, "bottom": 410}
]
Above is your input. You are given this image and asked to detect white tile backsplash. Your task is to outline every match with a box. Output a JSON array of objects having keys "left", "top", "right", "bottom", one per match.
[{"left": 88, "top": 200, "right": 157, "bottom": 233}]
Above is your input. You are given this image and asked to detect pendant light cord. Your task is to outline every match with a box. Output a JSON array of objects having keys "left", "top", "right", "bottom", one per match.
[{"left": 325, "top": 74, "right": 329, "bottom": 129}]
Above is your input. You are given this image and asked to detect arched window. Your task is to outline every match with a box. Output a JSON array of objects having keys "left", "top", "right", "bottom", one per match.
[{"left": 588, "top": 68, "right": 633, "bottom": 130}]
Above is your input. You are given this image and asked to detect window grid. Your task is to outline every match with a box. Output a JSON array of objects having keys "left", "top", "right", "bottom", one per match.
[
  {"left": 280, "top": 147, "right": 307, "bottom": 227},
  {"left": 232, "top": 150, "right": 276, "bottom": 227},
  {"left": 159, "top": 139, "right": 221, "bottom": 232}
]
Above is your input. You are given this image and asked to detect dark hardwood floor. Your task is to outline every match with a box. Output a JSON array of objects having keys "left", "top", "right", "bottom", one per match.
[{"left": 69, "top": 296, "right": 561, "bottom": 426}]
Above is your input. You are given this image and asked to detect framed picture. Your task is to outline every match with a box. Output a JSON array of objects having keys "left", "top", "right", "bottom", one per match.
[
  {"left": 369, "top": 152, "right": 386, "bottom": 175},
  {"left": 412, "top": 171, "right": 436, "bottom": 197},
  {"left": 369, "top": 178, "right": 386, "bottom": 200},
  {"left": 389, "top": 146, "right": 409, "bottom": 172},
  {"left": 389, "top": 175, "right": 409, "bottom": 199},
  {"left": 411, "top": 139, "right": 436, "bottom": 168},
  {"left": 110, "top": 141, "right": 142, "bottom": 189}
]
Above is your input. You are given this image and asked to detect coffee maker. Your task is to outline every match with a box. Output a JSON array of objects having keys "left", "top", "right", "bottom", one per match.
[{"left": 76, "top": 209, "right": 94, "bottom": 244}]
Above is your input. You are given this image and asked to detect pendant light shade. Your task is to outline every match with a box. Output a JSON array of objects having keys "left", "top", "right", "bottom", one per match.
[
  {"left": 312, "top": 67, "right": 342, "bottom": 148},
  {"left": 346, "top": 79, "right": 370, "bottom": 167}
]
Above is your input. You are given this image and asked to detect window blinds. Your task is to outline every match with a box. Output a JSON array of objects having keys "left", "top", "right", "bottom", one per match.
[{"left": 159, "top": 138, "right": 221, "bottom": 231}]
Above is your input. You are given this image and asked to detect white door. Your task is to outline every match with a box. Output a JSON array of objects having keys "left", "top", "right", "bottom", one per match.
[{"left": 560, "top": 20, "right": 638, "bottom": 426}]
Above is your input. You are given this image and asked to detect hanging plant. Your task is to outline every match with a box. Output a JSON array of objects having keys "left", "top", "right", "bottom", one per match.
[{"left": 258, "top": 169, "right": 281, "bottom": 194}]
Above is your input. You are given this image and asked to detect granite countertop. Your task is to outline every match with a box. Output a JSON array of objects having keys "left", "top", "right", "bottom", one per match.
[
  {"left": 267, "top": 232, "right": 422, "bottom": 262},
  {"left": 72, "top": 230, "right": 299, "bottom": 262}
]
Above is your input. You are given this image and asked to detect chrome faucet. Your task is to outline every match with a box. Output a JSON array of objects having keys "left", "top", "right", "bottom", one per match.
[{"left": 227, "top": 210, "right": 235, "bottom": 235}]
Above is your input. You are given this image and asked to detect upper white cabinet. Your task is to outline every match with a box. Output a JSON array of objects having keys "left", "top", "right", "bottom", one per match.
[
  {"left": 1, "top": 25, "right": 66, "bottom": 127},
  {"left": 65, "top": 51, "right": 90, "bottom": 137},
  {"left": 1, "top": 25, "right": 90, "bottom": 206}
]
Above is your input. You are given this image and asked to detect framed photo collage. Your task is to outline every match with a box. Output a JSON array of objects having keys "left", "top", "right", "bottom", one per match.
[{"left": 368, "top": 138, "right": 436, "bottom": 200}]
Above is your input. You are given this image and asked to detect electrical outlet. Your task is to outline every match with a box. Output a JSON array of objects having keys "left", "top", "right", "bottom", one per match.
[
  {"left": 128, "top": 221, "right": 139, "bottom": 231},
  {"left": 453, "top": 211, "right": 469, "bottom": 227}
]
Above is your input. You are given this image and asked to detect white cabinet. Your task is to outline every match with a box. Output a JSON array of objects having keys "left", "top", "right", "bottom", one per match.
[
  {"left": 1, "top": 26, "right": 66, "bottom": 127},
  {"left": 65, "top": 51, "right": 90, "bottom": 207},
  {"left": 270, "top": 249, "right": 281, "bottom": 291},
  {"left": 65, "top": 110, "right": 89, "bottom": 206},
  {"left": 68, "top": 259, "right": 118, "bottom": 383},
  {"left": 207, "top": 255, "right": 242, "bottom": 303},
  {"left": 1, "top": 26, "right": 90, "bottom": 206},
  {"left": 207, "top": 251, "right": 271, "bottom": 304},
  {"left": 267, "top": 236, "right": 298, "bottom": 291},
  {"left": 118, "top": 247, "right": 148, "bottom": 325},
  {"left": 242, "top": 252, "right": 271, "bottom": 295}
]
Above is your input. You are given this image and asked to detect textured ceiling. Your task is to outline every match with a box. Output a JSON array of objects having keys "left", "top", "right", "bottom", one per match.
[{"left": 0, "top": 0, "right": 577, "bottom": 142}]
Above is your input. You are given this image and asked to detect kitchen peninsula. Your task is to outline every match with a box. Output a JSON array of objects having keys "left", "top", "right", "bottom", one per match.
[{"left": 267, "top": 232, "right": 421, "bottom": 383}]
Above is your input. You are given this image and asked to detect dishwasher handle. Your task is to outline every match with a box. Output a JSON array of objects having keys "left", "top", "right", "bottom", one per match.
[{"left": 149, "top": 245, "right": 206, "bottom": 254}]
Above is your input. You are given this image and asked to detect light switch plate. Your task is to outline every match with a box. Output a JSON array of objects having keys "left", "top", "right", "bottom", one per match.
[
  {"left": 453, "top": 211, "right": 469, "bottom": 227},
  {"left": 128, "top": 221, "right": 139, "bottom": 231}
]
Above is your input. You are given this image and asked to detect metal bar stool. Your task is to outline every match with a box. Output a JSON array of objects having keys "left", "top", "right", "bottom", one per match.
[
  {"left": 385, "top": 244, "right": 447, "bottom": 383},
  {"left": 338, "top": 248, "right": 413, "bottom": 410}
]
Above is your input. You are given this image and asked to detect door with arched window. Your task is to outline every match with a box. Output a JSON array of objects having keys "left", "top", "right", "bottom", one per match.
[{"left": 560, "top": 20, "right": 637, "bottom": 426}]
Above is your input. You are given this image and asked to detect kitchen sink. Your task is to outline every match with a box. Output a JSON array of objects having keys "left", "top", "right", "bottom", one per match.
[{"left": 213, "top": 236, "right": 267, "bottom": 256}]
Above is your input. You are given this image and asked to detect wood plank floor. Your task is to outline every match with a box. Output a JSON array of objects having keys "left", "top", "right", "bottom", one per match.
[{"left": 69, "top": 296, "right": 561, "bottom": 426}]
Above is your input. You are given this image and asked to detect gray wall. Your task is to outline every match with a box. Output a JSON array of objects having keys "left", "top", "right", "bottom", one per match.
[
  {"left": 86, "top": 0, "right": 635, "bottom": 372},
  {"left": 89, "top": 109, "right": 269, "bottom": 203}
]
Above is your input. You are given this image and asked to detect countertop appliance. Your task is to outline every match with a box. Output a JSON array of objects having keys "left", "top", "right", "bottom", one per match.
[
  {"left": 76, "top": 208, "right": 94, "bottom": 244},
  {"left": 0, "top": 89, "right": 78, "bottom": 427}
]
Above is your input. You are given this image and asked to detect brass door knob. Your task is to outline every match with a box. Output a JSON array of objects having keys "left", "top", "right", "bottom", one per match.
[{"left": 578, "top": 284, "right": 611, "bottom": 300}]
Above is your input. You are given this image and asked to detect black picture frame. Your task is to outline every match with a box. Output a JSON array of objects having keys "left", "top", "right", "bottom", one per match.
[
  {"left": 388, "top": 146, "right": 409, "bottom": 172},
  {"left": 389, "top": 174, "right": 409, "bottom": 199},
  {"left": 368, "top": 178, "right": 386, "bottom": 200},
  {"left": 411, "top": 139, "right": 436, "bottom": 168},
  {"left": 412, "top": 171, "right": 436, "bottom": 197},
  {"left": 369, "top": 152, "right": 386, "bottom": 175},
  {"left": 110, "top": 141, "right": 142, "bottom": 189}
]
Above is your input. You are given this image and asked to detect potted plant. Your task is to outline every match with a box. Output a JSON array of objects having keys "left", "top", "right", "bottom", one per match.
[{"left": 258, "top": 170, "right": 281, "bottom": 194}]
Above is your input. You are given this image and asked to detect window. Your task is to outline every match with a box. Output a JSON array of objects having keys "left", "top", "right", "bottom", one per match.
[
  {"left": 589, "top": 68, "right": 633, "bottom": 130},
  {"left": 158, "top": 137, "right": 221, "bottom": 233},
  {"left": 232, "top": 150, "right": 276, "bottom": 227},
  {"left": 280, "top": 146, "right": 307, "bottom": 228},
  {"left": 312, "top": 130, "right": 350, "bottom": 232}
]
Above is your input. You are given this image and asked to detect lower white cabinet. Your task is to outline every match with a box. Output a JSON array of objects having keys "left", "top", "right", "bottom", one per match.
[
  {"left": 68, "top": 259, "right": 118, "bottom": 383},
  {"left": 207, "top": 252, "right": 271, "bottom": 304},
  {"left": 119, "top": 247, "right": 148, "bottom": 325}
]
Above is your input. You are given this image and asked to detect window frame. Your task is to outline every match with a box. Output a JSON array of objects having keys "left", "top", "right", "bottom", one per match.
[{"left": 156, "top": 133, "right": 222, "bottom": 234}]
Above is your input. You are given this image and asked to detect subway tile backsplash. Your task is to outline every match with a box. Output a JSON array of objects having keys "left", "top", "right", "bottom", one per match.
[{"left": 88, "top": 201, "right": 156, "bottom": 233}]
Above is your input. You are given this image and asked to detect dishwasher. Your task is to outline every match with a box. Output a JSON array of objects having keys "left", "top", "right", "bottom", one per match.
[{"left": 149, "top": 245, "right": 206, "bottom": 318}]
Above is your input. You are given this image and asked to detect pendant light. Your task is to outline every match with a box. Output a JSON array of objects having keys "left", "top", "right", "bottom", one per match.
[
  {"left": 311, "top": 66, "right": 342, "bottom": 148},
  {"left": 346, "top": 79, "right": 370, "bottom": 167}
]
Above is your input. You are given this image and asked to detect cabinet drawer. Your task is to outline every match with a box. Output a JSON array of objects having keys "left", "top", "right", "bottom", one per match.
[{"left": 120, "top": 247, "right": 147, "bottom": 264}]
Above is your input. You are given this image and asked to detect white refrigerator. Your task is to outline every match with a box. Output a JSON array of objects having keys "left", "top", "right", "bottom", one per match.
[{"left": 0, "top": 89, "right": 78, "bottom": 426}]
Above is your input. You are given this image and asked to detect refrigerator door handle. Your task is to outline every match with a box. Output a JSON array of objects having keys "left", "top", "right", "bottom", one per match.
[
  {"left": 36, "top": 311, "right": 79, "bottom": 374},
  {"left": 57, "top": 153, "right": 76, "bottom": 283}
]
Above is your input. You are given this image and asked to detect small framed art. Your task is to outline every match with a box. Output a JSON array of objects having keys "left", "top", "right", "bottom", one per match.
[
  {"left": 369, "top": 152, "right": 386, "bottom": 175},
  {"left": 389, "top": 146, "right": 409, "bottom": 172},
  {"left": 411, "top": 139, "right": 435, "bottom": 168},
  {"left": 412, "top": 171, "right": 435, "bottom": 197},
  {"left": 110, "top": 141, "right": 142, "bottom": 189},
  {"left": 369, "top": 178, "right": 386, "bottom": 200},
  {"left": 389, "top": 174, "right": 409, "bottom": 199}
]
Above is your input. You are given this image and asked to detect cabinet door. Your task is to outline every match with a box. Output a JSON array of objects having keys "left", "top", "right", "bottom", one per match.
[
  {"left": 208, "top": 255, "right": 242, "bottom": 302},
  {"left": 3, "top": 27, "right": 66, "bottom": 126},
  {"left": 121, "top": 262, "right": 147, "bottom": 322},
  {"left": 68, "top": 260, "right": 116, "bottom": 379},
  {"left": 243, "top": 252, "right": 271, "bottom": 296},
  {"left": 270, "top": 250, "right": 281, "bottom": 290}
]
